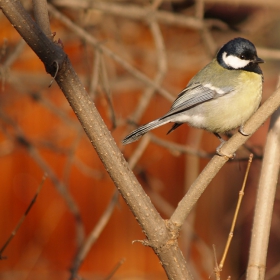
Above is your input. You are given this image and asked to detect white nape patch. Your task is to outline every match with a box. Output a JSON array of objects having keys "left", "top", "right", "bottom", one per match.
[
  {"left": 222, "top": 52, "right": 250, "bottom": 69},
  {"left": 204, "top": 83, "right": 225, "bottom": 95}
]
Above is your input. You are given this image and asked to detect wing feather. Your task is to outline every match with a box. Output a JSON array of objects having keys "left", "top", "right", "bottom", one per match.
[{"left": 160, "top": 82, "right": 234, "bottom": 119}]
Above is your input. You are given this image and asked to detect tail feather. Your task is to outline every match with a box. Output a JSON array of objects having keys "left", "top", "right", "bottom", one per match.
[{"left": 122, "top": 118, "right": 169, "bottom": 145}]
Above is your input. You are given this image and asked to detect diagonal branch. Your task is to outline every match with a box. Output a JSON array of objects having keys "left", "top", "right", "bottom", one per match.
[
  {"left": 170, "top": 85, "right": 280, "bottom": 229},
  {"left": 0, "top": 1, "right": 192, "bottom": 279}
]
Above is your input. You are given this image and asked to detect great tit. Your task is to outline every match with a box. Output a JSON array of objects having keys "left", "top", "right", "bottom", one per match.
[{"left": 122, "top": 37, "right": 264, "bottom": 148}]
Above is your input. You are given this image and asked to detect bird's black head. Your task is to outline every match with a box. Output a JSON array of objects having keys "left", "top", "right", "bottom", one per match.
[{"left": 217, "top": 37, "right": 264, "bottom": 74}]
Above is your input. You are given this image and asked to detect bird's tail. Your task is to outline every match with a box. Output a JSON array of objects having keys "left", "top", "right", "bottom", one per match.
[{"left": 122, "top": 118, "right": 170, "bottom": 145}]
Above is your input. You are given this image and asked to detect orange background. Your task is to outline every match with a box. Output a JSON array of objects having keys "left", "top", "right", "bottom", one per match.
[{"left": 0, "top": 2, "right": 280, "bottom": 280}]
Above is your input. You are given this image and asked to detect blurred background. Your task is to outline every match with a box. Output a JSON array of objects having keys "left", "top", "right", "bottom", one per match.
[{"left": 0, "top": 0, "right": 280, "bottom": 279}]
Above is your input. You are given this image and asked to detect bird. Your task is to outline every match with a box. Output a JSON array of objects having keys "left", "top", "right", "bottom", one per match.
[{"left": 122, "top": 37, "right": 264, "bottom": 153}]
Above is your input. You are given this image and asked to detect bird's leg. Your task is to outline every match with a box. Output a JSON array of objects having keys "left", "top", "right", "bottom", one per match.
[
  {"left": 214, "top": 133, "right": 227, "bottom": 156},
  {"left": 214, "top": 133, "right": 235, "bottom": 159},
  {"left": 214, "top": 132, "right": 223, "bottom": 142}
]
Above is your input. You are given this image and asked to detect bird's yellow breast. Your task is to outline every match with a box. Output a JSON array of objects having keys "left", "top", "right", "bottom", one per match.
[{"left": 201, "top": 70, "right": 263, "bottom": 133}]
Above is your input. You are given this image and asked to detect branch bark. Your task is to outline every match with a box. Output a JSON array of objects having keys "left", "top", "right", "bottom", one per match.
[
  {"left": 32, "top": 0, "right": 52, "bottom": 39},
  {"left": 246, "top": 107, "right": 280, "bottom": 279},
  {"left": 0, "top": 1, "right": 192, "bottom": 279}
]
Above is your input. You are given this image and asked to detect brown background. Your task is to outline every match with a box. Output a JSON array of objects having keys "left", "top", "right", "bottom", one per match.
[{"left": 0, "top": 1, "right": 280, "bottom": 279}]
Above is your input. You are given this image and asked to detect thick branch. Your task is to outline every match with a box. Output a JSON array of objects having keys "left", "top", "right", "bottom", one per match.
[
  {"left": 0, "top": 1, "right": 64, "bottom": 76},
  {"left": 0, "top": 1, "right": 192, "bottom": 279}
]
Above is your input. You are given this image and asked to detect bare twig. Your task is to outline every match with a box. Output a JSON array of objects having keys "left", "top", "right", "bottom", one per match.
[
  {"left": 213, "top": 245, "right": 220, "bottom": 280},
  {"left": 0, "top": 174, "right": 46, "bottom": 260},
  {"left": 100, "top": 54, "right": 117, "bottom": 129},
  {"left": 195, "top": 0, "right": 204, "bottom": 19},
  {"left": 73, "top": 157, "right": 104, "bottom": 179},
  {"left": 32, "top": 0, "right": 52, "bottom": 39},
  {"left": 0, "top": 112, "right": 85, "bottom": 247},
  {"left": 51, "top": 0, "right": 220, "bottom": 30},
  {"left": 128, "top": 134, "right": 151, "bottom": 169},
  {"left": 104, "top": 258, "right": 126, "bottom": 280},
  {"left": 62, "top": 131, "right": 83, "bottom": 185},
  {"left": 200, "top": 26, "right": 217, "bottom": 58},
  {"left": 89, "top": 48, "right": 101, "bottom": 99},
  {"left": 150, "top": 134, "right": 211, "bottom": 158},
  {"left": 48, "top": 3, "right": 175, "bottom": 102},
  {"left": 215, "top": 154, "right": 253, "bottom": 278},
  {"left": 0, "top": 39, "right": 25, "bottom": 70},
  {"left": 70, "top": 191, "right": 119, "bottom": 279},
  {"left": 13, "top": 84, "right": 103, "bottom": 179},
  {"left": 0, "top": 39, "right": 26, "bottom": 90},
  {"left": 129, "top": 15, "right": 167, "bottom": 123}
]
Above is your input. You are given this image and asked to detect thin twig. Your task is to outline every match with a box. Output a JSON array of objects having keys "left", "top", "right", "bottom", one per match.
[
  {"left": 73, "top": 157, "right": 104, "bottom": 179},
  {"left": 62, "top": 131, "right": 83, "bottom": 185},
  {"left": 213, "top": 245, "right": 220, "bottom": 280},
  {"left": 0, "top": 39, "right": 26, "bottom": 91},
  {"left": 70, "top": 191, "right": 119, "bottom": 279},
  {"left": 32, "top": 0, "right": 52, "bottom": 39},
  {"left": 0, "top": 39, "right": 25, "bottom": 70},
  {"left": 128, "top": 134, "right": 151, "bottom": 169},
  {"left": 150, "top": 134, "right": 211, "bottom": 158},
  {"left": 125, "top": 6, "right": 167, "bottom": 157},
  {"left": 0, "top": 174, "right": 47, "bottom": 260},
  {"left": 216, "top": 154, "right": 253, "bottom": 278},
  {"left": 129, "top": 16, "right": 167, "bottom": 123},
  {"left": 48, "top": 3, "right": 175, "bottom": 102},
  {"left": 100, "top": 53, "right": 117, "bottom": 129},
  {"left": 51, "top": 0, "right": 216, "bottom": 30},
  {"left": 0, "top": 112, "right": 85, "bottom": 247},
  {"left": 104, "top": 258, "right": 126, "bottom": 280},
  {"left": 89, "top": 48, "right": 101, "bottom": 99},
  {"left": 195, "top": 0, "right": 204, "bottom": 19}
]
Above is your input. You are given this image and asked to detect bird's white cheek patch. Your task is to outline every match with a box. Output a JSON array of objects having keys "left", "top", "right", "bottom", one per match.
[{"left": 222, "top": 52, "right": 250, "bottom": 69}]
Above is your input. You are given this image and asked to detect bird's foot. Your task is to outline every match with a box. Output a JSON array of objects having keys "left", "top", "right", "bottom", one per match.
[
  {"left": 215, "top": 139, "right": 235, "bottom": 159},
  {"left": 239, "top": 125, "right": 250, "bottom": 136}
]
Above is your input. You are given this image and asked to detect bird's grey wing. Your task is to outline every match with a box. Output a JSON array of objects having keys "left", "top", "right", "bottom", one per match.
[{"left": 160, "top": 82, "right": 234, "bottom": 119}]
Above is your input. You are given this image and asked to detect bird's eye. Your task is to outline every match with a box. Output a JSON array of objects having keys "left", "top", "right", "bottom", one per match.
[{"left": 240, "top": 55, "right": 245, "bottom": 59}]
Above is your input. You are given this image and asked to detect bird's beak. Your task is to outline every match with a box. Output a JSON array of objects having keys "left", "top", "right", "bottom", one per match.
[{"left": 255, "top": 56, "right": 264, "bottom": 64}]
